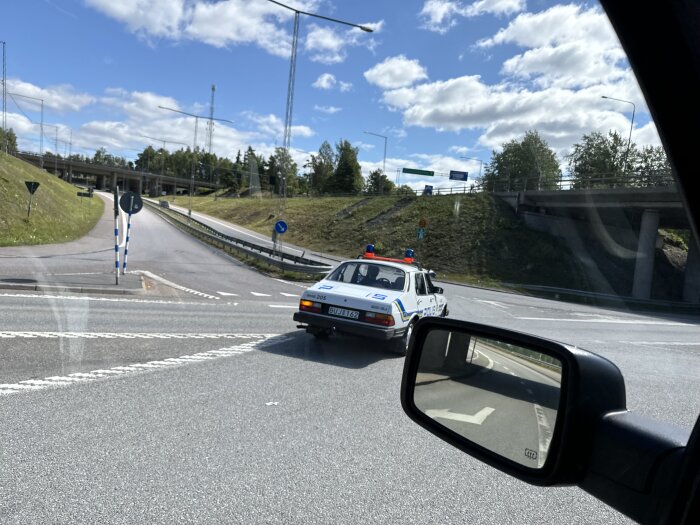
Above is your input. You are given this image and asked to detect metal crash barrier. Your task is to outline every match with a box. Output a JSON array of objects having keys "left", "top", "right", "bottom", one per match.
[{"left": 144, "top": 200, "right": 333, "bottom": 275}]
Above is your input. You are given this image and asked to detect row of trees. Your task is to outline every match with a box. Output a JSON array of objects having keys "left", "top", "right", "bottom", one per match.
[
  {"left": 482, "top": 130, "right": 672, "bottom": 191},
  {"left": 4, "top": 125, "right": 673, "bottom": 195}
]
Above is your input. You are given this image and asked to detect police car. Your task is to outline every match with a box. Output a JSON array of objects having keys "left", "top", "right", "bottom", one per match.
[{"left": 293, "top": 245, "right": 448, "bottom": 354}]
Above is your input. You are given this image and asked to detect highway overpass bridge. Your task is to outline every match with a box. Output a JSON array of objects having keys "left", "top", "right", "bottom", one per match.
[
  {"left": 495, "top": 187, "right": 699, "bottom": 303},
  {"left": 17, "top": 152, "right": 222, "bottom": 196}
]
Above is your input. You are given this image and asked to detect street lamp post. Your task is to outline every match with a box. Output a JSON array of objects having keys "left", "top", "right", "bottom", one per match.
[
  {"left": 267, "top": 0, "right": 373, "bottom": 199},
  {"left": 363, "top": 131, "right": 388, "bottom": 174},
  {"left": 601, "top": 95, "right": 636, "bottom": 174},
  {"left": 158, "top": 106, "right": 232, "bottom": 217},
  {"left": 9, "top": 91, "right": 44, "bottom": 167}
]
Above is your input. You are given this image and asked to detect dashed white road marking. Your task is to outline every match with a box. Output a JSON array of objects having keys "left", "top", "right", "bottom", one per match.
[
  {"left": 274, "top": 279, "right": 308, "bottom": 289},
  {"left": 217, "top": 291, "right": 239, "bottom": 296},
  {"left": 136, "top": 270, "right": 219, "bottom": 300},
  {"left": 268, "top": 304, "right": 298, "bottom": 309},
  {"left": 0, "top": 332, "right": 272, "bottom": 340},
  {"left": 280, "top": 292, "right": 298, "bottom": 297},
  {"left": 0, "top": 333, "right": 292, "bottom": 396},
  {"left": 250, "top": 292, "right": 271, "bottom": 297},
  {"left": 0, "top": 292, "right": 226, "bottom": 306}
]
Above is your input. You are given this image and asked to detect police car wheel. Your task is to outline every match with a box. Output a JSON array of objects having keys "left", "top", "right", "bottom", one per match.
[{"left": 391, "top": 321, "right": 415, "bottom": 355}]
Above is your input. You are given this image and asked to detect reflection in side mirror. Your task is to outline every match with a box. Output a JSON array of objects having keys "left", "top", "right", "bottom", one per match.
[{"left": 413, "top": 329, "right": 562, "bottom": 469}]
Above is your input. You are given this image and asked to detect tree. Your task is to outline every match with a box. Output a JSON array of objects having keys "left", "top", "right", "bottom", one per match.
[
  {"left": 271, "top": 147, "right": 298, "bottom": 196},
  {"left": 135, "top": 146, "right": 157, "bottom": 172},
  {"left": 482, "top": 130, "right": 561, "bottom": 191},
  {"left": 566, "top": 130, "right": 632, "bottom": 188},
  {"left": 305, "top": 140, "right": 335, "bottom": 194},
  {"left": 328, "top": 139, "right": 363, "bottom": 194},
  {"left": 0, "top": 128, "right": 18, "bottom": 155},
  {"left": 634, "top": 145, "right": 672, "bottom": 187},
  {"left": 364, "top": 169, "right": 395, "bottom": 195}
]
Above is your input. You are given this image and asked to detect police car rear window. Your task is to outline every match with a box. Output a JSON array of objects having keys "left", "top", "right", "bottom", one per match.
[{"left": 327, "top": 262, "right": 406, "bottom": 291}]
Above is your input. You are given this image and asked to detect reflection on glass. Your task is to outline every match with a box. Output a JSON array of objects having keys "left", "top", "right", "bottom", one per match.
[{"left": 413, "top": 329, "right": 562, "bottom": 468}]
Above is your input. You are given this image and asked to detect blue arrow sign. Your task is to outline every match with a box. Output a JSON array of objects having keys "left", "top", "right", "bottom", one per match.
[{"left": 274, "top": 220, "right": 288, "bottom": 234}]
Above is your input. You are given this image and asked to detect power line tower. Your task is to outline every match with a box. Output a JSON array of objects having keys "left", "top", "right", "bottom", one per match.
[{"left": 206, "top": 84, "right": 215, "bottom": 155}]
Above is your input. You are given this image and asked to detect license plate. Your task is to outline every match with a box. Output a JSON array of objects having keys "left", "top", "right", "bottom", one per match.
[{"left": 328, "top": 306, "right": 359, "bottom": 320}]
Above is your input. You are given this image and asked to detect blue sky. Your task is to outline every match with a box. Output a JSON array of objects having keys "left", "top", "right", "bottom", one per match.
[{"left": 2, "top": 0, "right": 658, "bottom": 189}]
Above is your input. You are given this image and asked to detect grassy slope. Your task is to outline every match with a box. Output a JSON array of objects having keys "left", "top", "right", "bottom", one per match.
[
  {"left": 0, "top": 153, "right": 104, "bottom": 246},
  {"left": 176, "top": 193, "right": 588, "bottom": 290}
]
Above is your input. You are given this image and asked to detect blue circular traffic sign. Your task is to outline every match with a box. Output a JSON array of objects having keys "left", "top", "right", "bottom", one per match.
[{"left": 274, "top": 220, "right": 288, "bottom": 234}]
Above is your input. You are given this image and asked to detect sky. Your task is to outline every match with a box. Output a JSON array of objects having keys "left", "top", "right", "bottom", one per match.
[{"left": 1, "top": 0, "right": 659, "bottom": 190}]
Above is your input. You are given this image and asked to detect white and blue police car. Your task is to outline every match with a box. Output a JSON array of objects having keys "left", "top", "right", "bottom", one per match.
[{"left": 293, "top": 245, "right": 448, "bottom": 354}]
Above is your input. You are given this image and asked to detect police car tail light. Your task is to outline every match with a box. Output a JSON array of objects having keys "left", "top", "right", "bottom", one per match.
[
  {"left": 364, "top": 312, "right": 395, "bottom": 327},
  {"left": 299, "top": 299, "right": 322, "bottom": 313}
]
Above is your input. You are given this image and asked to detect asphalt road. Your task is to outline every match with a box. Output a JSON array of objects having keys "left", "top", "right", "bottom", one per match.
[{"left": 1, "top": 198, "right": 699, "bottom": 524}]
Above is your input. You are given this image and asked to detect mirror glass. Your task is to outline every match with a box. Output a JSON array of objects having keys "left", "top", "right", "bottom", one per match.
[{"left": 413, "top": 329, "right": 562, "bottom": 468}]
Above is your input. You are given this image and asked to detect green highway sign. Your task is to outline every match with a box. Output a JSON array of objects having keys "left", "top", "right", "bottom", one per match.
[{"left": 402, "top": 167, "right": 434, "bottom": 176}]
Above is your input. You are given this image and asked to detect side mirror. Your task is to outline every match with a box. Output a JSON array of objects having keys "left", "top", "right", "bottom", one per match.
[
  {"left": 401, "top": 318, "right": 691, "bottom": 523},
  {"left": 428, "top": 271, "right": 437, "bottom": 279}
]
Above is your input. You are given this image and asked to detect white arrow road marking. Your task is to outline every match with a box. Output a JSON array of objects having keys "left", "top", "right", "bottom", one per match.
[
  {"left": 217, "top": 291, "right": 239, "bottom": 296},
  {"left": 250, "top": 292, "right": 271, "bottom": 297},
  {"left": 280, "top": 292, "right": 298, "bottom": 297},
  {"left": 426, "top": 407, "right": 495, "bottom": 425}
]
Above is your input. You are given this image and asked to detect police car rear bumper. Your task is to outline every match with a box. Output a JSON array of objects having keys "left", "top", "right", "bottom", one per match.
[{"left": 293, "top": 311, "right": 406, "bottom": 340}]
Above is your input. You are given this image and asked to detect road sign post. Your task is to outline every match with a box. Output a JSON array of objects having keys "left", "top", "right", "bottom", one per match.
[
  {"left": 119, "top": 191, "right": 143, "bottom": 275},
  {"left": 24, "top": 181, "right": 40, "bottom": 219},
  {"left": 113, "top": 186, "right": 120, "bottom": 285}
]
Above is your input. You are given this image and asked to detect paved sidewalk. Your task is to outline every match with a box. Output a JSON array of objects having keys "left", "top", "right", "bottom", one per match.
[{"left": 0, "top": 272, "right": 144, "bottom": 295}]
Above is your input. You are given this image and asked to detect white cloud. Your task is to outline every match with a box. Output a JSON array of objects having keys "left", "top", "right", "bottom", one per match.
[
  {"left": 243, "top": 112, "right": 315, "bottom": 140},
  {"left": 6, "top": 79, "right": 95, "bottom": 112},
  {"left": 313, "top": 105, "right": 342, "bottom": 114},
  {"left": 86, "top": 0, "right": 379, "bottom": 61},
  {"left": 419, "top": 0, "right": 525, "bottom": 34},
  {"left": 304, "top": 20, "right": 382, "bottom": 64},
  {"left": 478, "top": 4, "right": 626, "bottom": 89},
  {"left": 84, "top": 0, "right": 186, "bottom": 38},
  {"left": 364, "top": 3, "right": 658, "bottom": 158},
  {"left": 364, "top": 55, "right": 428, "bottom": 90},
  {"left": 312, "top": 73, "right": 353, "bottom": 92},
  {"left": 312, "top": 73, "right": 337, "bottom": 90}
]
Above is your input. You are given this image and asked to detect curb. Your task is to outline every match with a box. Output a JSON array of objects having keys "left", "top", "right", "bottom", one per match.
[{"left": 0, "top": 279, "right": 146, "bottom": 296}]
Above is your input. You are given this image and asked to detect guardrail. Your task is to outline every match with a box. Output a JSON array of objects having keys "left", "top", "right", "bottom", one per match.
[{"left": 144, "top": 200, "right": 334, "bottom": 275}]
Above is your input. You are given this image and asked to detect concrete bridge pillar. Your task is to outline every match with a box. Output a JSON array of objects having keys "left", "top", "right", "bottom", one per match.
[
  {"left": 111, "top": 173, "right": 118, "bottom": 191},
  {"left": 138, "top": 177, "right": 143, "bottom": 195},
  {"left": 683, "top": 239, "right": 700, "bottom": 303},
  {"left": 632, "top": 209, "right": 660, "bottom": 300}
]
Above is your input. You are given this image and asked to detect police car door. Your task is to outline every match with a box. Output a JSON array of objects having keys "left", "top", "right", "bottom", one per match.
[
  {"left": 414, "top": 272, "right": 437, "bottom": 317},
  {"left": 424, "top": 271, "right": 445, "bottom": 314}
]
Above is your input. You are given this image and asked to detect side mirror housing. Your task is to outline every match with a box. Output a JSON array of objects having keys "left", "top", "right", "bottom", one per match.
[{"left": 401, "top": 317, "right": 690, "bottom": 524}]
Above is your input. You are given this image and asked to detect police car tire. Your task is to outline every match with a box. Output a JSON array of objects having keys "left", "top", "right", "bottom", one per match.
[{"left": 391, "top": 320, "right": 415, "bottom": 355}]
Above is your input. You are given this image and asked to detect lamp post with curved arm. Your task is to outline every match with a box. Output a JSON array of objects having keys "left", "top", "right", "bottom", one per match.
[{"left": 601, "top": 95, "right": 636, "bottom": 173}]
